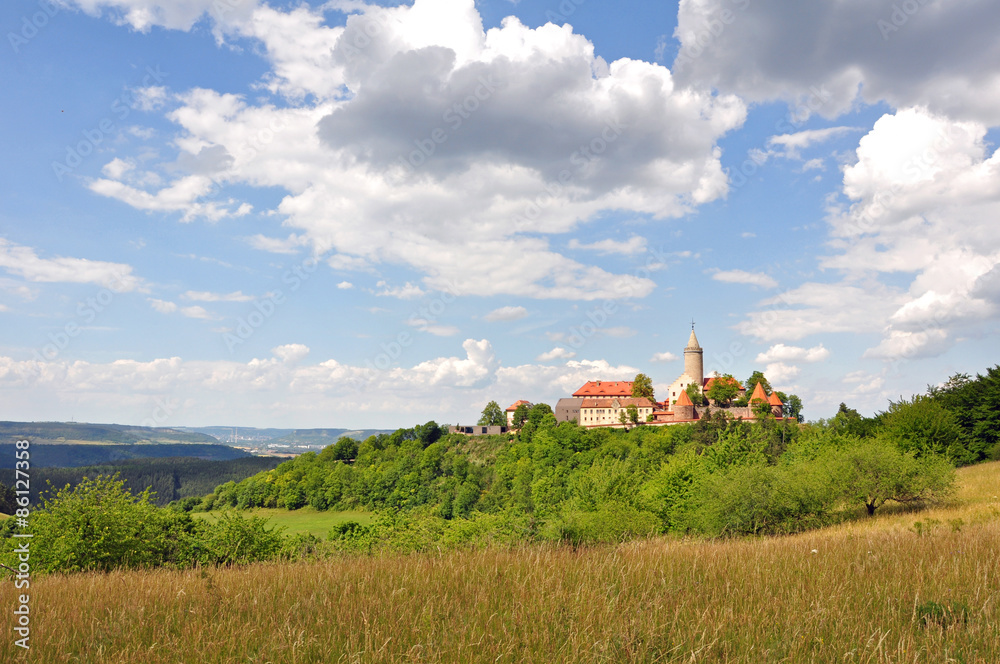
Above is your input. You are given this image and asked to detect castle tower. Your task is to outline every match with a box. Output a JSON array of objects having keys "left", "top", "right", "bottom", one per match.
[{"left": 684, "top": 324, "right": 704, "bottom": 389}]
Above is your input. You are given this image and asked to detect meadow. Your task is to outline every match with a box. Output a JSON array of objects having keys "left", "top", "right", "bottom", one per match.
[{"left": 1, "top": 462, "right": 997, "bottom": 662}]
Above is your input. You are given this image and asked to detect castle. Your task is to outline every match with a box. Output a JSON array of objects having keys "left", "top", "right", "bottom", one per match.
[{"left": 555, "top": 326, "right": 785, "bottom": 428}]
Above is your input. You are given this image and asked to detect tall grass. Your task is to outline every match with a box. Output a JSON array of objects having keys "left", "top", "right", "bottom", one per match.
[{"left": 2, "top": 463, "right": 999, "bottom": 663}]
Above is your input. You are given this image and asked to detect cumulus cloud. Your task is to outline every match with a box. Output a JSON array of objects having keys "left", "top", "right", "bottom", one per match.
[
  {"left": 0, "top": 239, "right": 145, "bottom": 292},
  {"left": 536, "top": 347, "right": 576, "bottom": 362},
  {"left": 272, "top": 343, "right": 310, "bottom": 363},
  {"left": 673, "top": 0, "right": 1000, "bottom": 124},
  {"left": 711, "top": 269, "right": 778, "bottom": 289},
  {"left": 80, "top": 0, "right": 744, "bottom": 301},
  {"left": 650, "top": 351, "right": 678, "bottom": 362},
  {"left": 755, "top": 343, "right": 830, "bottom": 364},
  {"left": 484, "top": 305, "right": 528, "bottom": 322},
  {"left": 763, "top": 362, "right": 800, "bottom": 384},
  {"left": 568, "top": 236, "right": 648, "bottom": 255}
]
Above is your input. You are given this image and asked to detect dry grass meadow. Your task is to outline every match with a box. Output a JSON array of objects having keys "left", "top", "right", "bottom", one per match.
[{"left": 3, "top": 462, "right": 999, "bottom": 663}]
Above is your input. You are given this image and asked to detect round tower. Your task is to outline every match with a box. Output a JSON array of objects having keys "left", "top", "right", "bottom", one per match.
[{"left": 684, "top": 325, "right": 704, "bottom": 388}]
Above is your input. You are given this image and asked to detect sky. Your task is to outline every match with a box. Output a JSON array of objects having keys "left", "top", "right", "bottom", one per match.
[{"left": 1, "top": 0, "right": 998, "bottom": 429}]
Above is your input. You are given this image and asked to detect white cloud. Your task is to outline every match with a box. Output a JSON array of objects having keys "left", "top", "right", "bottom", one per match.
[
  {"left": 337, "top": 281, "right": 354, "bottom": 290},
  {"left": 0, "top": 338, "right": 646, "bottom": 427},
  {"left": 536, "top": 347, "right": 576, "bottom": 361},
  {"left": 376, "top": 281, "right": 426, "bottom": 300},
  {"left": 406, "top": 317, "right": 460, "bottom": 337},
  {"left": 148, "top": 298, "right": 177, "bottom": 314},
  {"left": 673, "top": 0, "right": 1000, "bottom": 124},
  {"left": 149, "top": 298, "right": 214, "bottom": 319},
  {"left": 133, "top": 85, "right": 168, "bottom": 111},
  {"left": 763, "top": 362, "right": 800, "bottom": 384},
  {"left": 102, "top": 157, "right": 135, "bottom": 179},
  {"left": 83, "top": 0, "right": 744, "bottom": 301},
  {"left": 568, "top": 236, "right": 647, "bottom": 255},
  {"left": 89, "top": 174, "right": 251, "bottom": 222},
  {"left": 767, "top": 126, "right": 862, "bottom": 159},
  {"left": 650, "top": 351, "right": 678, "bottom": 362},
  {"left": 182, "top": 290, "right": 254, "bottom": 302},
  {"left": 755, "top": 343, "right": 830, "bottom": 364},
  {"left": 863, "top": 329, "right": 951, "bottom": 360},
  {"left": 711, "top": 269, "right": 778, "bottom": 289},
  {"left": 484, "top": 305, "right": 528, "bottom": 322},
  {"left": 247, "top": 234, "right": 310, "bottom": 254},
  {"left": 0, "top": 239, "right": 145, "bottom": 292},
  {"left": 272, "top": 343, "right": 310, "bottom": 363}
]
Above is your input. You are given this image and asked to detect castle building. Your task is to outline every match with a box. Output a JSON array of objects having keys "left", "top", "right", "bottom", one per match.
[{"left": 556, "top": 325, "right": 784, "bottom": 428}]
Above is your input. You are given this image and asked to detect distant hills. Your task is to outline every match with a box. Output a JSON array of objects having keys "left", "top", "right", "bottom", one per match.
[
  {"left": 178, "top": 426, "right": 393, "bottom": 449},
  {"left": 0, "top": 421, "right": 244, "bottom": 469},
  {"left": 0, "top": 421, "right": 393, "bottom": 468}
]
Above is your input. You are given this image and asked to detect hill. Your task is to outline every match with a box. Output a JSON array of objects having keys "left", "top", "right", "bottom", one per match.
[{"left": 0, "top": 421, "right": 218, "bottom": 445}]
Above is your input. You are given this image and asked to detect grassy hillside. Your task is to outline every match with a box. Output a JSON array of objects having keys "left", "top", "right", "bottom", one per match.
[{"left": 2, "top": 462, "right": 997, "bottom": 663}]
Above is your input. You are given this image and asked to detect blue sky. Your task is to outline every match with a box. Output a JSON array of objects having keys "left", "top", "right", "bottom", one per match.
[{"left": 1, "top": 0, "right": 998, "bottom": 428}]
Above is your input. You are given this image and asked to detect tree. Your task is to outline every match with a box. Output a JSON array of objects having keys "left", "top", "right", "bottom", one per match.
[
  {"left": 706, "top": 374, "right": 740, "bottom": 406},
  {"left": 778, "top": 393, "right": 804, "bottom": 423},
  {"left": 745, "top": 371, "right": 772, "bottom": 396},
  {"left": 878, "top": 395, "right": 966, "bottom": 464},
  {"left": 330, "top": 437, "right": 359, "bottom": 461},
  {"left": 632, "top": 373, "right": 655, "bottom": 401},
  {"left": 477, "top": 400, "right": 506, "bottom": 427},
  {"left": 627, "top": 403, "right": 640, "bottom": 425},
  {"left": 0, "top": 482, "right": 15, "bottom": 515},
  {"left": 824, "top": 439, "right": 955, "bottom": 516},
  {"left": 415, "top": 420, "right": 442, "bottom": 447},
  {"left": 685, "top": 382, "right": 706, "bottom": 406},
  {"left": 512, "top": 403, "right": 530, "bottom": 429}
]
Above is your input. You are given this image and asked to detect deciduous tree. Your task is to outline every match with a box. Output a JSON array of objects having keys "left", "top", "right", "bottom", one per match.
[{"left": 477, "top": 401, "right": 506, "bottom": 427}]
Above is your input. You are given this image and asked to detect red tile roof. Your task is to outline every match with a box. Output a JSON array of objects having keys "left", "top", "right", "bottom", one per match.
[
  {"left": 675, "top": 390, "right": 693, "bottom": 407},
  {"left": 749, "top": 382, "right": 769, "bottom": 403},
  {"left": 768, "top": 392, "right": 783, "bottom": 406},
  {"left": 505, "top": 400, "right": 532, "bottom": 412},
  {"left": 573, "top": 380, "right": 634, "bottom": 397}
]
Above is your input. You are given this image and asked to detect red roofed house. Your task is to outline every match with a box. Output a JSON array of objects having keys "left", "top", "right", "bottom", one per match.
[
  {"left": 505, "top": 400, "right": 533, "bottom": 426},
  {"left": 579, "top": 397, "right": 656, "bottom": 427}
]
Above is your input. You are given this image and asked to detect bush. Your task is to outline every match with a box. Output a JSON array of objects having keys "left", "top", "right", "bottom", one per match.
[
  {"left": 688, "top": 463, "right": 837, "bottom": 537},
  {"left": 545, "top": 502, "right": 660, "bottom": 546}
]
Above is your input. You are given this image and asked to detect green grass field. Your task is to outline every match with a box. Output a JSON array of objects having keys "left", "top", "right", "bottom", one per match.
[
  {"left": 192, "top": 506, "right": 373, "bottom": 536},
  {"left": 2, "top": 462, "right": 998, "bottom": 662}
]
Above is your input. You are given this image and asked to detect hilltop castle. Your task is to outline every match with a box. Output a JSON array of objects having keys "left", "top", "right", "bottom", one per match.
[{"left": 555, "top": 326, "right": 784, "bottom": 427}]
